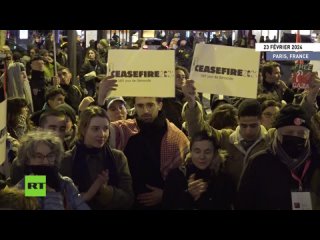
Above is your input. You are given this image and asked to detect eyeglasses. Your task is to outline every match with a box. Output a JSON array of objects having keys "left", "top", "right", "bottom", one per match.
[{"left": 32, "top": 152, "right": 56, "bottom": 163}]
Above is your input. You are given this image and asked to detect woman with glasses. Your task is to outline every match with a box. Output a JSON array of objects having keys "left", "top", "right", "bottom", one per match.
[
  {"left": 162, "top": 65, "right": 203, "bottom": 132},
  {"left": 260, "top": 100, "right": 281, "bottom": 130},
  {"left": 12, "top": 130, "right": 90, "bottom": 210}
]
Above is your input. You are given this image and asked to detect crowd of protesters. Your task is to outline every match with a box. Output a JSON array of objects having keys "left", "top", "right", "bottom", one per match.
[{"left": 0, "top": 30, "right": 320, "bottom": 210}]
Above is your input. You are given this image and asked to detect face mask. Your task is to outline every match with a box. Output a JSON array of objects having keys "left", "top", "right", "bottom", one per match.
[
  {"left": 281, "top": 135, "right": 306, "bottom": 158},
  {"left": 25, "top": 166, "right": 61, "bottom": 192}
]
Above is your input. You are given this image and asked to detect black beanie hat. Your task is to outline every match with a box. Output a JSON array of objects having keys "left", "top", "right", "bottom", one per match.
[{"left": 273, "top": 104, "right": 310, "bottom": 129}]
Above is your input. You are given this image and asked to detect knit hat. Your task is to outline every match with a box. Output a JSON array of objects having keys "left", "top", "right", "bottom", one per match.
[
  {"left": 99, "top": 39, "right": 109, "bottom": 48},
  {"left": 56, "top": 103, "right": 77, "bottom": 124},
  {"left": 273, "top": 104, "right": 310, "bottom": 129},
  {"left": 105, "top": 97, "right": 125, "bottom": 110}
]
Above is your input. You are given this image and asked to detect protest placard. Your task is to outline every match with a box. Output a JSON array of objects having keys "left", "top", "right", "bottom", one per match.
[
  {"left": 190, "top": 44, "right": 260, "bottom": 98},
  {"left": 107, "top": 50, "right": 175, "bottom": 97}
]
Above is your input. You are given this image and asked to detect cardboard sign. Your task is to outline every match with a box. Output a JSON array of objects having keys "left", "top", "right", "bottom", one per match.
[
  {"left": 190, "top": 44, "right": 260, "bottom": 98},
  {"left": 292, "top": 64, "right": 313, "bottom": 89},
  {"left": 107, "top": 50, "right": 175, "bottom": 97}
]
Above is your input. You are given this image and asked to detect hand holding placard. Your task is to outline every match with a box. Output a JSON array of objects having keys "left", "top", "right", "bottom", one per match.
[
  {"left": 97, "top": 76, "right": 118, "bottom": 106},
  {"left": 182, "top": 79, "right": 197, "bottom": 108}
]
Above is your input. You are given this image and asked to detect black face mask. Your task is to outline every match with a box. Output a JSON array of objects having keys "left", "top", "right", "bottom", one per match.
[
  {"left": 25, "top": 166, "right": 61, "bottom": 192},
  {"left": 281, "top": 135, "right": 307, "bottom": 158}
]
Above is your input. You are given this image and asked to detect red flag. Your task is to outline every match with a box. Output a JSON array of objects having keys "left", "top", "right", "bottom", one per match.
[{"left": 296, "top": 30, "right": 303, "bottom": 64}]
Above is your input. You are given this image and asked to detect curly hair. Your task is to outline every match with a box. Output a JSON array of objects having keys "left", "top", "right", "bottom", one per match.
[{"left": 17, "top": 130, "right": 64, "bottom": 167}]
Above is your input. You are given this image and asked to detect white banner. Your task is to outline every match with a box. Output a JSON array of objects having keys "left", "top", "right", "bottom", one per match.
[
  {"left": 107, "top": 50, "right": 175, "bottom": 97},
  {"left": 190, "top": 44, "right": 260, "bottom": 98}
]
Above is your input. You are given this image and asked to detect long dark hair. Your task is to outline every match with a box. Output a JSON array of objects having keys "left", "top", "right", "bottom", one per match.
[{"left": 7, "top": 97, "right": 33, "bottom": 129}]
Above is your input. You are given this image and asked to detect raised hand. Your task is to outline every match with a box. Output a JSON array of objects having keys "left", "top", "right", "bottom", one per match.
[
  {"left": 97, "top": 76, "right": 118, "bottom": 106},
  {"left": 181, "top": 79, "right": 197, "bottom": 107}
]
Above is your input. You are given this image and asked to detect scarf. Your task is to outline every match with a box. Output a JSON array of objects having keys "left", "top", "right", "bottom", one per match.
[
  {"left": 72, "top": 142, "right": 118, "bottom": 193},
  {"left": 271, "top": 131, "right": 310, "bottom": 170},
  {"left": 186, "top": 163, "right": 213, "bottom": 182},
  {"left": 136, "top": 110, "right": 167, "bottom": 136},
  {"left": 110, "top": 112, "right": 190, "bottom": 179}
]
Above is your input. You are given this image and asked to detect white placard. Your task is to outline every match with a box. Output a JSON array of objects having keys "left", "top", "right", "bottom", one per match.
[
  {"left": 85, "top": 30, "right": 98, "bottom": 48},
  {"left": 107, "top": 50, "right": 175, "bottom": 97},
  {"left": 190, "top": 44, "right": 260, "bottom": 99}
]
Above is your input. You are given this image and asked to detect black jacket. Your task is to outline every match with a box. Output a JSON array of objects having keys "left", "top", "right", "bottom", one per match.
[
  {"left": 123, "top": 112, "right": 167, "bottom": 209},
  {"left": 162, "top": 163, "right": 235, "bottom": 210},
  {"left": 236, "top": 149, "right": 320, "bottom": 210},
  {"left": 60, "top": 84, "right": 83, "bottom": 112}
]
